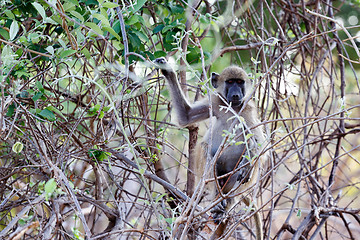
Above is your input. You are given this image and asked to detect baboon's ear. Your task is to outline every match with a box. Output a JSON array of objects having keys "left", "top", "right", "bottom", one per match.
[{"left": 211, "top": 72, "right": 220, "bottom": 88}]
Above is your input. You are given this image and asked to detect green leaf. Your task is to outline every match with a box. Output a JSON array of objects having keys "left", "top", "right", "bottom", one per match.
[
  {"left": 300, "top": 22, "right": 306, "bottom": 32},
  {"left": 29, "top": 32, "right": 41, "bottom": 44},
  {"left": 63, "top": 2, "right": 76, "bottom": 12},
  {"left": 155, "top": 193, "right": 166, "bottom": 203},
  {"left": 132, "top": 29, "right": 147, "bottom": 41},
  {"left": 0, "top": 28, "right": 10, "bottom": 40},
  {"left": 153, "top": 24, "right": 164, "bottom": 34},
  {"left": 102, "top": 2, "right": 119, "bottom": 8},
  {"left": 81, "top": 48, "right": 91, "bottom": 59},
  {"left": 170, "top": 4, "right": 184, "bottom": 14},
  {"left": 154, "top": 51, "right": 166, "bottom": 58},
  {"left": 32, "top": 92, "right": 44, "bottom": 102},
  {"left": 39, "top": 109, "right": 56, "bottom": 121},
  {"left": 211, "top": 20, "right": 220, "bottom": 32},
  {"left": 126, "top": 15, "right": 140, "bottom": 25},
  {"left": 102, "top": 106, "right": 111, "bottom": 112},
  {"left": 75, "top": 28, "right": 85, "bottom": 42},
  {"left": 70, "top": 10, "right": 85, "bottom": 22},
  {"left": 9, "top": 20, "right": 19, "bottom": 41},
  {"left": 235, "top": 141, "right": 245, "bottom": 145},
  {"left": 88, "top": 148, "right": 111, "bottom": 162},
  {"left": 129, "top": 0, "right": 146, "bottom": 13},
  {"left": 200, "top": 15, "right": 210, "bottom": 24},
  {"left": 89, "top": 104, "right": 100, "bottom": 113},
  {"left": 141, "top": 51, "right": 154, "bottom": 60},
  {"left": 93, "top": 13, "right": 110, "bottom": 27},
  {"left": 251, "top": 57, "right": 261, "bottom": 65},
  {"left": 82, "top": 0, "right": 98, "bottom": 6},
  {"left": 46, "top": 46, "right": 55, "bottom": 55},
  {"left": 35, "top": 81, "right": 44, "bottom": 92},
  {"left": 103, "top": 26, "right": 121, "bottom": 41},
  {"left": 245, "top": 133, "right": 254, "bottom": 140},
  {"left": 45, "top": 178, "right": 57, "bottom": 194},
  {"left": 165, "top": 217, "right": 176, "bottom": 224},
  {"left": 67, "top": 0, "right": 79, "bottom": 6},
  {"left": 128, "top": 32, "right": 141, "bottom": 48},
  {"left": 60, "top": 49, "right": 77, "bottom": 58},
  {"left": 46, "top": 106, "right": 67, "bottom": 121},
  {"left": 85, "top": 22, "right": 104, "bottom": 35},
  {"left": 112, "top": 41, "right": 123, "bottom": 51},
  {"left": 44, "top": 17, "right": 59, "bottom": 25},
  {"left": 32, "top": 2, "right": 46, "bottom": 20},
  {"left": 287, "top": 183, "right": 295, "bottom": 190},
  {"left": 6, "top": 103, "right": 16, "bottom": 117},
  {"left": 98, "top": 111, "right": 105, "bottom": 119},
  {"left": 162, "top": 25, "right": 174, "bottom": 33},
  {"left": 4, "top": 10, "right": 15, "bottom": 19},
  {"left": 12, "top": 142, "right": 24, "bottom": 153}
]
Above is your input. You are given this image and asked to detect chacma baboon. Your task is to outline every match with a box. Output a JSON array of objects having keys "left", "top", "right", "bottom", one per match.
[{"left": 155, "top": 57, "right": 266, "bottom": 239}]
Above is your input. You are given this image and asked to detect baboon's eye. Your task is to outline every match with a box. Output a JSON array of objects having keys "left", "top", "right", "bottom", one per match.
[
  {"left": 227, "top": 80, "right": 233, "bottom": 84},
  {"left": 236, "top": 79, "right": 244, "bottom": 84}
]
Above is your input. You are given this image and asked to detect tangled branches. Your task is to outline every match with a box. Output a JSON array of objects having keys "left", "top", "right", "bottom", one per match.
[{"left": 0, "top": 0, "right": 359, "bottom": 239}]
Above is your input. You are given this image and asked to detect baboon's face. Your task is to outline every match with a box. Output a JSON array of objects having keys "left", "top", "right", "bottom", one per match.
[
  {"left": 224, "top": 79, "right": 245, "bottom": 107},
  {"left": 211, "top": 66, "right": 248, "bottom": 107}
]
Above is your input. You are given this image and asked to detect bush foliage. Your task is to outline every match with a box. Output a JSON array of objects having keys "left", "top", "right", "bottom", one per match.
[{"left": 0, "top": 0, "right": 359, "bottom": 239}]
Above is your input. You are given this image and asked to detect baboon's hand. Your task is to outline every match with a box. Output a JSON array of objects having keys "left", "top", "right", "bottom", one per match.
[
  {"left": 154, "top": 57, "right": 167, "bottom": 65},
  {"left": 211, "top": 200, "right": 227, "bottom": 224},
  {"left": 154, "top": 57, "right": 175, "bottom": 80},
  {"left": 237, "top": 162, "right": 251, "bottom": 184},
  {"left": 154, "top": 57, "right": 171, "bottom": 71}
]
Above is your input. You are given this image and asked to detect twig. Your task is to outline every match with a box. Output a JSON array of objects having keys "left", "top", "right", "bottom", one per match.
[
  {"left": 108, "top": 149, "right": 188, "bottom": 202},
  {"left": 0, "top": 39, "right": 52, "bottom": 58}
]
